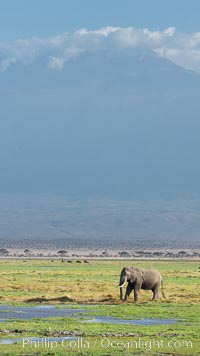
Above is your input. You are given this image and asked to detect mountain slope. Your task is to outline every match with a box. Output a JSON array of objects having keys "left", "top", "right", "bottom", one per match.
[{"left": 0, "top": 48, "right": 200, "bottom": 199}]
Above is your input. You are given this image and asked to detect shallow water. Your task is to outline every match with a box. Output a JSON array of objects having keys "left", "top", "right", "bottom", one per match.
[
  {"left": 0, "top": 305, "right": 86, "bottom": 321},
  {"left": 0, "top": 305, "right": 177, "bottom": 326},
  {"left": 85, "top": 316, "right": 177, "bottom": 325}
]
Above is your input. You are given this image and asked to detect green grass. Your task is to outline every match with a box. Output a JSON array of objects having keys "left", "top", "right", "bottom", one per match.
[{"left": 0, "top": 259, "right": 199, "bottom": 355}]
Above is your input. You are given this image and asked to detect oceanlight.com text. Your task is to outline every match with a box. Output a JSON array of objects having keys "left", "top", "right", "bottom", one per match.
[{"left": 22, "top": 336, "right": 193, "bottom": 352}]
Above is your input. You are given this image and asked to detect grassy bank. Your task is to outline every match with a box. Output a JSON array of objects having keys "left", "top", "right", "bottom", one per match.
[{"left": 0, "top": 259, "right": 199, "bottom": 355}]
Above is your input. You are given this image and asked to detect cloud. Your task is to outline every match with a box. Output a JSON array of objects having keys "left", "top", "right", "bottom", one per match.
[
  {"left": 0, "top": 57, "right": 16, "bottom": 72},
  {"left": 0, "top": 26, "right": 200, "bottom": 72},
  {"left": 48, "top": 46, "right": 83, "bottom": 70},
  {"left": 156, "top": 47, "right": 200, "bottom": 72},
  {"left": 75, "top": 26, "right": 121, "bottom": 37},
  {"left": 48, "top": 56, "right": 64, "bottom": 71}
]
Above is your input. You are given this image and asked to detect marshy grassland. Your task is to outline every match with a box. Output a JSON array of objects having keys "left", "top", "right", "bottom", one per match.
[{"left": 0, "top": 258, "right": 199, "bottom": 355}]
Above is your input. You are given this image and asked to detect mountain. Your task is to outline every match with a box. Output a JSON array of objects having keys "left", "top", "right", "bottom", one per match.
[
  {"left": 0, "top": 47, "right": 200, "bottom": 200},
  {"left": 0, "top": 195, "right": 200, "bottom": 248}
]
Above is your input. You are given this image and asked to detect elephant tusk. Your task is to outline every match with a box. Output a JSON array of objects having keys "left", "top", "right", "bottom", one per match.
[
  {"left": 118, "top": 282, "right": 126, "bottom": 288},
  {"left": 118, "top": 276, "right": 127, "bottom": 289}
]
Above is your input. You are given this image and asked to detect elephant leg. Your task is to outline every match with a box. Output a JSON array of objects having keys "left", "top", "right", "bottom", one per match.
[
  {"left": 152, "top": 286, "right": 159, "bottom": 301},
  {"left": 124, "top": 283, "right": 133, "bottom": 301},
  {"left": 120, "top": 287, "right": 123, "bottom": 300},
  {"left": 133, "top": 288, "right": 139, "bottom": 302}
]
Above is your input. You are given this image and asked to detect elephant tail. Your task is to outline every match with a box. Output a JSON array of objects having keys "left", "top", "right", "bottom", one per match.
[{"left": 161, "top": 279, "right": 166, "bottom": 298}]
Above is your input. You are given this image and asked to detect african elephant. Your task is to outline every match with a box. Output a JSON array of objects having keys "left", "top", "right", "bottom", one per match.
[{"left": 118, "top": 267, "right": 165, "bottom": 302}]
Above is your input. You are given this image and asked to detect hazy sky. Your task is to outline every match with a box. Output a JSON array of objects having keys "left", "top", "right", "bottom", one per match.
[
  {"left": 1, "top": 0, "right": 200, "bottom": 41},
  {"left": 1, "top": 1, "right": 200, "bottom": 73},
  {"left": 1, "top": 1, "right": 200, "bottom": 200}
]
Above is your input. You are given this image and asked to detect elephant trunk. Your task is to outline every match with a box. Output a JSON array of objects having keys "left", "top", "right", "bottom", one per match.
[
  {"left": 118, "top": 275, "right": 127, "bottom": 288},
  {"left": 119, "top": 275, "right": 127, "bottom": 300},
  {"left": 118, "top": 270, "right": 128, "bottom": 300}
]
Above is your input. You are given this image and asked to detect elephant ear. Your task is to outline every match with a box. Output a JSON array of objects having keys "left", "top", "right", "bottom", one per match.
[{"left": 130, "top": 269, "right": 143, "bottom": 283}]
